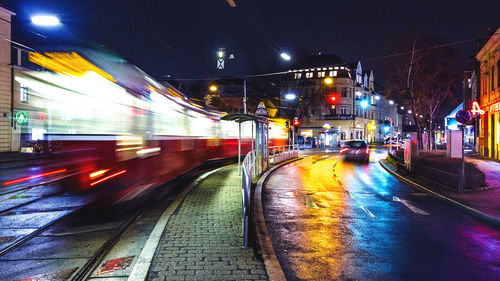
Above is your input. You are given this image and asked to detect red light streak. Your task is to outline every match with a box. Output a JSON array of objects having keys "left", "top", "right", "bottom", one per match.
[
  {"left": 90, "top": 170, "right": 126, "bottom": 186},
  {"left": 3, "top": 169, "right": 67, "bottom": 186},
  {"left": 365, "top": 147, "right": 370, "bottom": 155},
  {"left": 339, "top": 148, "right": 348, "bottom": 153}
]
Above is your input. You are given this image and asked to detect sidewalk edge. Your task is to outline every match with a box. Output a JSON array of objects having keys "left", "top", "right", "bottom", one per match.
[
  {"left": 379, "top": 159, "right": 500, "bottom": 229},
  {"left": 127, "top": 166, "right": 227, "bottom": 281},
  {"left": 254, "top": 157, "right": 302, "bottom": 281}
]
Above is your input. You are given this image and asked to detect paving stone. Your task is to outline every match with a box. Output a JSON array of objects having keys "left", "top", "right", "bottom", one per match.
[{"left": 146, "top": 165, "right": 269, "bottom": 281}]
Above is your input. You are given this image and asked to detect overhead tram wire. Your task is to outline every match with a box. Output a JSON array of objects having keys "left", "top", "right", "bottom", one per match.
[{"left": 162, "top": 31, "right": 500, "bottom": 82}]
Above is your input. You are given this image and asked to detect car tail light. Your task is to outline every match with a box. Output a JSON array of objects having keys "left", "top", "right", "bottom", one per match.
[
  {"left": 365, "top": 147, "right": 370, "bottom": 154},
  {"left": 339, "top": 148, "right": 348, "bottom": 153}
]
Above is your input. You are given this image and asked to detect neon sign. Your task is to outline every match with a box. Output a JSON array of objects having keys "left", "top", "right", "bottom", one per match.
[
  {"left": 489, "top": 101, "right": 500, "bottom": 113},
  {"left": 471, "top": 101, "right": 485, "bottom": 116}
]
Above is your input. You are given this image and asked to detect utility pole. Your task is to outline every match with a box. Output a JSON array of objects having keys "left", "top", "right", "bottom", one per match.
[{"left": 243, "top": 80, "right": 247, "bottom": 114}]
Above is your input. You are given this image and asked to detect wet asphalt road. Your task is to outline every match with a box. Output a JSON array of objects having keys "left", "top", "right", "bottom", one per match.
[{"left": 263, "top": 148, "right": 500, "bottom": 280}]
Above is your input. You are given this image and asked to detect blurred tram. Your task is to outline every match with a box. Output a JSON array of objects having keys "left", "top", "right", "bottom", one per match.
[{"left": 12, "top": 50, "right": 288, "bottom": 204}]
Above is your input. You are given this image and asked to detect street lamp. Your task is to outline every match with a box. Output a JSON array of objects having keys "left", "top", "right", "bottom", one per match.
[
  {"left": 389, "top": 100, "right": 394, "bottom": 105},
  {"left": 285, "top": 93, "right": 296, "bottom": 100},
  {"left": 323, "top": 77, "right": 333, "bottom": 85},
  {"left": 31, "top": 15, "right": 60, "bottom": 26},
  {"left": 209, "top": 85, "right": 218, "bottom": 92},
  {"left": 360, "top": 100, "right": 369, "bottom": 109},
  {"left": 280, "top": 52, "right": 291, "bottom": 61}
]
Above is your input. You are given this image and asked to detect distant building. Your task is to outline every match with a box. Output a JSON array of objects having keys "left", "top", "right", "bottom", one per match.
[
  {"left": 279, "top": 54, "right": 400, "bottom": 147},
  {"left": 476, "top": 27, "right": 500, "bottom": 159}
]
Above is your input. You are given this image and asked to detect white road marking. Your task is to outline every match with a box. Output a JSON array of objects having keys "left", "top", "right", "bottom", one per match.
[
  {"left": 127, "top": 166, "right": 226, "bottom": 281},
  {"left": 360, "top": 205, "right": 376, "bottom": 218},
  {"left": 393, "top": 196, "right": 430, "bottom": 215}
]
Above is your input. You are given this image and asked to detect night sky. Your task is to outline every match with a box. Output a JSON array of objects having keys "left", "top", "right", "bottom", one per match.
[{"left": 4, "top": 0, "right": 500, "bottom": 84}]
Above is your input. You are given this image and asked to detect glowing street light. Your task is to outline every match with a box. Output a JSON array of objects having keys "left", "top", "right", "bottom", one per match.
[
  {"left": 280, "top": 52, "right": 291, "bottom": 61},
  {"left": 408, "top": 110, "right": 412, "bottom": 114},
  {"left": 389, "top": 100, "right": 394, "bottom": 105},
  {"left": 360, "top": 100, "right": 369, "bottom": 109},
  {"left": 323, "top": 77, "right": 333, "bottom": 85},
  {"left": 355, "top": 91, "right": 362, "bottom": 97},
  {"left": 285, "top": 93, "right": 296, "bottom": 100},
  {"left": 375, "top": 96, "right": 381, "bottom": 100},
  {"left": 209, "top": 85, "right": 218, "bottom": 92},
  {"left": 400, "top": 106, "right": 404, "bottom": 110},
  {"left": 31, "top": 15, "right": 60, "bottom": 26}
]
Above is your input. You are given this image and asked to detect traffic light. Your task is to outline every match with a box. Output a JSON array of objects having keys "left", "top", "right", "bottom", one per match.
[
  {"left": 383, "top": 120, "right": 391, "bottom": 132},
  {"left": 285, "top": 121, "right": 289, "bottom": 128},
  {"left": 293, "top": 119, "right": 300, "bottom": 126},
  {"left": 326, "top": 94, "right": 337, "bottom": 105}
]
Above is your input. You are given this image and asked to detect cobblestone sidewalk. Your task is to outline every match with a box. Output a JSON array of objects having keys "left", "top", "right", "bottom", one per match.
[{"left": 147, "top": 165, "right": 269, "bottom": 281}]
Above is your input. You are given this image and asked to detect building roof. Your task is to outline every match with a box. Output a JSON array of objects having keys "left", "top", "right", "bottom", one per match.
[
  {"left": 291, "top": 54, "right": 346, "bottom": 69},
  {"left": 476, "top": 27, "right": 500, "bottom": 60},
  {"left": 0, "top": 3, "right": 15, "bottom": 15}
]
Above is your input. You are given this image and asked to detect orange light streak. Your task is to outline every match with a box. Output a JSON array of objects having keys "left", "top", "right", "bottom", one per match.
[
  {"left": 89, "top": 169, "right": 110, "bottom": 179},
  {"left": 90, "top": 170, "right": 126, "bottom": 186}
]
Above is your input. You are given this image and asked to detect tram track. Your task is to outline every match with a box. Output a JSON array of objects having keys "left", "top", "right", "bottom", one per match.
[{"left": 0, "top": 160, "right": 232, "bottom": 280}]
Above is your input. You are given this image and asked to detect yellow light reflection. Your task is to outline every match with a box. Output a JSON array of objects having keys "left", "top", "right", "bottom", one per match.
[
  {"left": 89, "top": 169, "right": 109, "bottom": 179},
  {"left": 28, "top": 52, "right": 116, "bottom": 82},
  {"left": 289, "top": 157, "right": 350, "bottom": 279}
]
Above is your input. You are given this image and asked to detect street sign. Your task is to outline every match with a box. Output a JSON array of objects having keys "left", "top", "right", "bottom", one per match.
[
  {"left": 456, "top": 110, "right": 471, "bottom": 124},
  {"left": 15, "top": 111, "right": 28, "bottom": 124},
  {"left": 217, "top": 59, "right": 224, "bottom": 69},
  {"left": 255, "top": 102, "right": 268, "bottom": 117}
]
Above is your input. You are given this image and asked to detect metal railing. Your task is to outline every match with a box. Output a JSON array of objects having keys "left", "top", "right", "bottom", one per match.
[
  {"left": 241, "top": 144, "right": 299, "bottom": 248},
  {"left": 268, "top": 145, "right": 299, "bottom": 165},
  {"left": 241, "top": 150, "right": 256, "bottom": 248}
]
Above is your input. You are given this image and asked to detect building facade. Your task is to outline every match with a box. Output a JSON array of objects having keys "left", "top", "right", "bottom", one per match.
[
  {"left": 0, "top": 5, "right": 14, "bottom": 152},
  {"left": 476, "top": 27, "right": 500, "bottom": 159},
  {"left": 279, "top": 57, "right": 400, "bottom": 147}
]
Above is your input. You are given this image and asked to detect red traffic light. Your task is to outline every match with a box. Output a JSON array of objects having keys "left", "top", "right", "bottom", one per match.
[
  {"left": 326, "top": 94, "right": 337, "bottom": 104},
  {"left": 293, "top": 120, "right": 300, "bottom": 126}
]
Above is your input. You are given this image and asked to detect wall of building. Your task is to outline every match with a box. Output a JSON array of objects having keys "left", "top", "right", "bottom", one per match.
[
  {"left": 0, "top": 9, "right": 12, "bottom": 152},
  {"left": 476, "top": 28, "right": 500, "bottom": 160}
]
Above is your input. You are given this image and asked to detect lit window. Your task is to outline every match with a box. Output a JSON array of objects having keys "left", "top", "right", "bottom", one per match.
[
  {"left": 334, "top": 66, "right": 339, "bottom": 70},
  {"left": 328, "top": 67, "right": 333, "bottom": 70},
  {"left": 306, "top": 72, "right": 313, "bottom": 78},
  {"left": 318, "top": 71, "right": 325, "bottom": 77},
  {"left": 294, "top": 73, "right": 302, "bottom": 79},
  {"left": 20, "top": 83, "right": 28, "bottom": 103}
]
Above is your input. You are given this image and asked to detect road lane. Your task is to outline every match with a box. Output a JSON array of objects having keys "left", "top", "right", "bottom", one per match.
[{"left": 263, "top": 148, "right": 500, "bottom": 280}]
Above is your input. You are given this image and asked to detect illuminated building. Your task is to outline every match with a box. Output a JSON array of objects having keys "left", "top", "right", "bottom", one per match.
[
  {"left": 279, "top": 55, "right": 400, "bottom": 147},
  {"left": 476, "top": 27, "right": 500, "bottom": 159}
]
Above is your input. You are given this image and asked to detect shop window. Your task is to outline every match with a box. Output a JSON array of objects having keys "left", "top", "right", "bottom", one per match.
[{"left": 498, "top": 113, "right": 500, "bottom": 144}]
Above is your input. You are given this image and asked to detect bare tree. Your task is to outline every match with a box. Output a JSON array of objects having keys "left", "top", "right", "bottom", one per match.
[{"left": 384, "top": 34, "right": 460, "bottom": 150}]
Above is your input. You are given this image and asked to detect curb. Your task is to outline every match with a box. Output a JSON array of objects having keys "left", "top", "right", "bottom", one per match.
[
  {"left": 379, "top": 159, "right": 500, "bottom": 229},
  {"left": 254, "top": 157, "right": 303, "bottom": 281}
]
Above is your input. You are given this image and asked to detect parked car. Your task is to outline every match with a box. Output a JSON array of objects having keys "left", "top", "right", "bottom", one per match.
[{"left": 339, "top": 140, "right": 370, "bottom": 163}]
